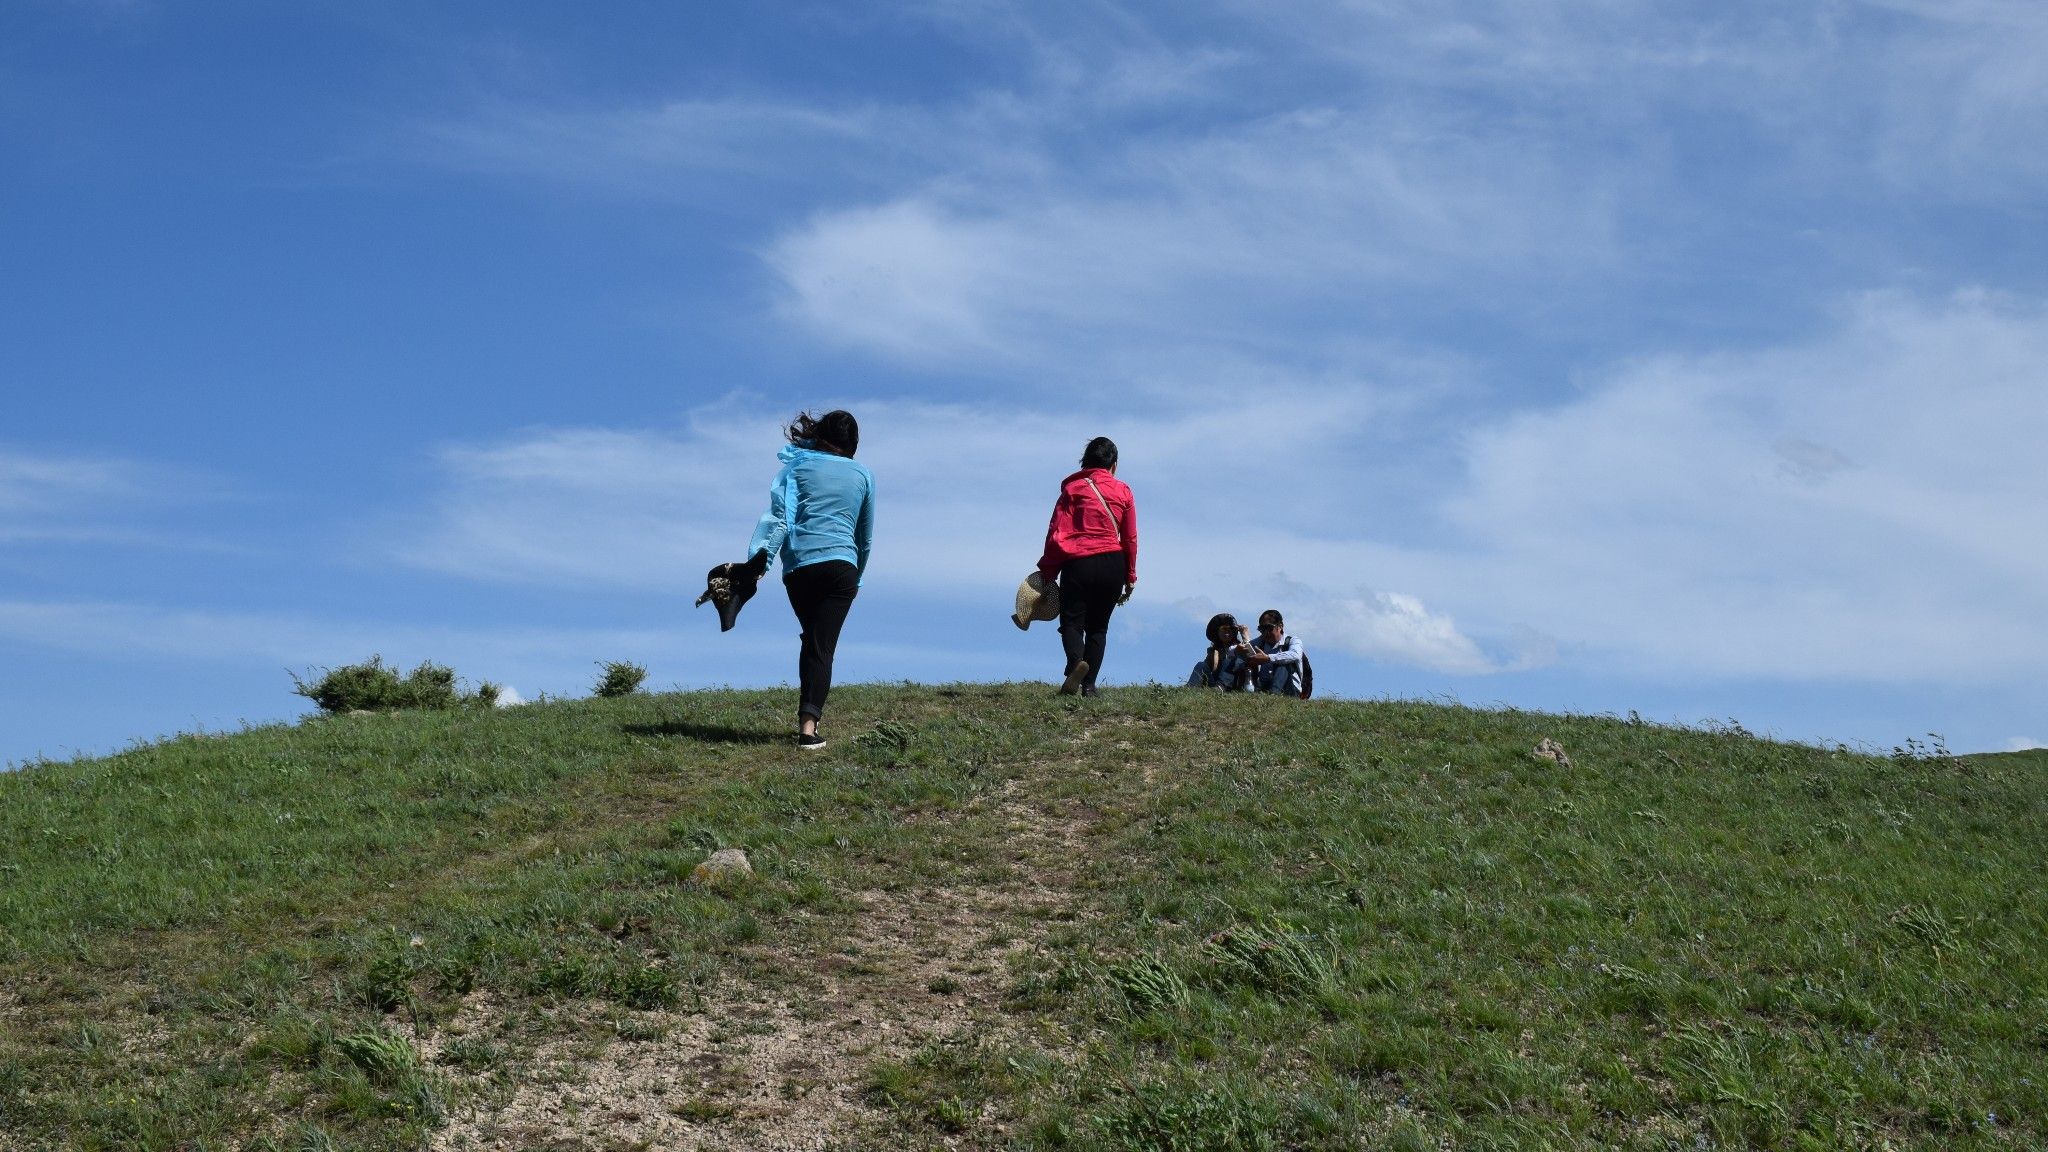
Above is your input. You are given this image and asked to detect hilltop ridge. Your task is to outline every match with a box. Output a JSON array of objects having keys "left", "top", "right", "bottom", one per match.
[{"left": 2, "top": 684, "right": 2042, "bottom": 1150}]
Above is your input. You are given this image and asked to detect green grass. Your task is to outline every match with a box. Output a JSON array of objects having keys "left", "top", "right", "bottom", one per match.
[{"left": 1, "top": 685, "right": 2042, "bottom": 1150}]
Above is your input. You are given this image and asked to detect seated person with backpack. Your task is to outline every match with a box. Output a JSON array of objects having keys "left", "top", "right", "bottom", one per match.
[
  {"left": 1243, "top": 609, "right": 1310, "bottom": 698},
  {"left": 1187, "top": 612, "right": 1255, "bottom": 690}
]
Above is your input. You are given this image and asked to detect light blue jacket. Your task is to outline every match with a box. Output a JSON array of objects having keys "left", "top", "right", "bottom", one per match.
[{"left": 748, "top": 443, "right": 875, "bottom": 583}]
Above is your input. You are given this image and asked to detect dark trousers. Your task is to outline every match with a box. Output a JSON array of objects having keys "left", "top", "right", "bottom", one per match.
[
  {"left": 783, "top": 560, "right": 859, "bottom": 721},
  {"left": 1057, "top": 551, "right": 1124, "bottom": 692}
]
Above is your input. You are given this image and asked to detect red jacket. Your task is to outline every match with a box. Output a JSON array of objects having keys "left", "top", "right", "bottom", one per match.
[{"left": 1037, "top": 468, "right": 1138, "bottom": 584}]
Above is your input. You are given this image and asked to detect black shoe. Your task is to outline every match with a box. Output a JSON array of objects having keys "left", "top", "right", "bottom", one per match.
[
  {"left": 1080, "top": 686, "right": 1098, "bottom": 698},
  {"left": 797, "top": 733, "right": 827, "bottom": 751},
  {"left": 1059, "top": 661, "right": 1089, "bottom": 695}
]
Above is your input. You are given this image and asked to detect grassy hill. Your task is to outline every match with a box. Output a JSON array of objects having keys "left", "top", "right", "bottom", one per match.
[{"left": 1, "top": 685, "right": 2042, "bottom": 1151}]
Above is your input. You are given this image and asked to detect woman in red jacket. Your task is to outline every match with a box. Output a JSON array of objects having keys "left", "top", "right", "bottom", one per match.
[{"left": 1037, "top": 436, "right": 1138, "bottom": 696}]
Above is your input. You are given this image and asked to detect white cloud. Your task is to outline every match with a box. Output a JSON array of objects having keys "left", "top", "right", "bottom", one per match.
[
  {"left": 396, "top": 3, "right": 2048, "bottom": 395},
  {"left": 1860, "top": 1, "right": 2048, "bottom": 193},
  {"left": 389, "top": 387, "right": 1501, "bottom": 676},
  {"left": 1416, "top": 291, "right": 2048, "bottom": 682},
  {"left": 373, "top": 4, "right": 2048, "bottom": 699},
  {"left": 389, "top": 291, "right": 2048, "bottom": 687},
  {"left": 408, "top": 2, "right": 2048, "bottom": 254},
  {"left": 1229, "top": 1, "right": 2048, "bottom": 195},
  {"left": 739, "top": 5, "right": 2045, "bottom": 378},
  {"left": 2004, "top": 737, "right": 2046, "bottom": 752},
  {"left": 389, "top": 402, "right": 790, "bottom": 594},
  {"left": 766, "top": 107, "right": 1620, "bottom": 373},
  {"left": 0, "top": 448, "right": 217, "bottom": 547},
  {"left": 409, "top": 99, "right": 897, "bottom": 194},
  {"left": 1280, "top": 584, "right": 1503, "bottom": 675},
  {"left": 0, "top": 449, "right": 137, "bottom": 515}
]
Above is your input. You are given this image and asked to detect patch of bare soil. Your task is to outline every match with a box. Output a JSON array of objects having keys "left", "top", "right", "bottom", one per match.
[
  {"left": 0, "top": 987, "right": 28, "bottom": 1056},
  {"left": 431, "top": 788, "right": 1086, "bottom": 1152}
]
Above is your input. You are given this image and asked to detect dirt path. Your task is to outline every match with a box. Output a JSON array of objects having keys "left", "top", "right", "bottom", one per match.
[{"left": 430, "top": 783, "right": 1090, "bottom": 1151}]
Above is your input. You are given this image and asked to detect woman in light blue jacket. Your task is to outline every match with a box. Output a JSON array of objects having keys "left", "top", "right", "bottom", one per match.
[{"left": 744, "top": 410, "right": 874, "bottom": 750}]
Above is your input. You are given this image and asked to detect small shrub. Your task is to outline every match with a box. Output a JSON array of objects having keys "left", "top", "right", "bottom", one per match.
[
  {"left": 432, "top": 954, "right": 479, "bottom": 997},
  {"left": 359, "top": 949, "right": 418, "bottom": 1013},
  {"left": 291, "top": 656, "right": 495, "bottom": 713},
  {"left": 852, "top": 720, "right": 916, "bottom": 766},
  {"left": 593, "top": 660, "right": 648, "bottom": 698}
]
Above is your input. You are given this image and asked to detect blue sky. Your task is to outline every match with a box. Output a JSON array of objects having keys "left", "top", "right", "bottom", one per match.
[{"left": 5, "top": 0, "right": 2046, "bottom": 764}]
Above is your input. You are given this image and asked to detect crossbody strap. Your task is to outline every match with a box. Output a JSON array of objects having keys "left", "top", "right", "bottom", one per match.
[{"left": 1083, "top": 477, "right": 1121, "bottom": 544}]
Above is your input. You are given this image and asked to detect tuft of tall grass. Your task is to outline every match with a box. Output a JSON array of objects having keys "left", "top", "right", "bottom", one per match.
[
  {"left": 1200, "top": 920, "right": 1337, "bottom": 998},
  {"left": 1106, "top": 954, "right": 1193, "bottom": 1015}
]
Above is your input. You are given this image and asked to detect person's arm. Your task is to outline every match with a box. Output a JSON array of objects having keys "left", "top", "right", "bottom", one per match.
[
  {"left": 1262, "top": 637, "right": 1305, "bottom": 667},
  {"left": 746, "top": 464, "right": 792, "bottom": 571},
  {"left": 1120, "top": 491, "right": 1138, "bottom": 587},
  {"left": 854, "top": 470, "right": 874, "bottom": 587},
  {"left": 1036, "top": 493, "right": 1067, "bottom": 580},
  {"left": 1244, "top": 635, "right": 1304, "bottom": 667}
]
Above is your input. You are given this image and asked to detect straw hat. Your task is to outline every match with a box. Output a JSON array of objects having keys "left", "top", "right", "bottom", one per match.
[{"left": 1012, "top": 571, "right": 1060, "bottom": 630}]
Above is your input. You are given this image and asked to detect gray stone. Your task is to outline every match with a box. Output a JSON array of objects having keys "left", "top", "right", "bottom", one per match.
[
  {"left": 1533, "top": 738, "right": 1573, "bottom": 769},
  {"left": 691, "top": 848, "right": 753, "bottom": 888}
]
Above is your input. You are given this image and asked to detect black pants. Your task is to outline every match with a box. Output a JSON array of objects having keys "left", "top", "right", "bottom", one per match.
[
  {"left": 784, "top": 560, "right": 859, "bottom": 721},
  {"left": 1058, "top": 551, "right": 1124, "bottom": 693}
]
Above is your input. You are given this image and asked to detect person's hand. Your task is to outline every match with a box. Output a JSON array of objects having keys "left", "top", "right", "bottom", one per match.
[{"left": 1117, "top": 582, "right": 1134, "bottom": 605}]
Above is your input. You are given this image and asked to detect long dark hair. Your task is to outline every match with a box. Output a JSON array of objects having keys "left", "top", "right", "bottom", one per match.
[
  {"left": 1081, "top": 436, "right": 1117, "bottom": 471},
  {"left": 787, "top": 409, "right": 859, "bottom": 457}
]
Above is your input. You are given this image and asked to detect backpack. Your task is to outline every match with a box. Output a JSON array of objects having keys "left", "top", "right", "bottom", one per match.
[{"left": 1299, "top": 651, "right": 1313, "bottom": 700}]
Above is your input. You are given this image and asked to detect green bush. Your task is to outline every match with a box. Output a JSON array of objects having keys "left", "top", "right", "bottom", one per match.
[
  {"left": 290, "top": 656, "right": 496, "bottom": 714},
  {"left": 593, "top": 660, "right": 649, "bottom": 698}
]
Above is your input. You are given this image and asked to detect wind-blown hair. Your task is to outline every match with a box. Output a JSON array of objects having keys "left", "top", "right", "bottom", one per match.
[
  {"left": 1081, "top": 436, "right": 1118, "bottom": 471},
  {"left": 787, "top": 409, "right": 859, "bottom": 457}
]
